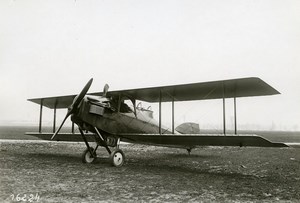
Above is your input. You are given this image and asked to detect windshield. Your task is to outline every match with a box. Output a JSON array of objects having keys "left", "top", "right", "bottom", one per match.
[{"left": 120, "top": 101, "right": 133, "bottom": 113}]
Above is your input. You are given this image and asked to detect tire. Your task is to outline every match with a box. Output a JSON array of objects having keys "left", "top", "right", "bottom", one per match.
[
  {"left": 82, "top": 147, "right": 97, "bottom": 163},
  {"left": 110, "top": 149, "right": 125, "bottom": 167}
]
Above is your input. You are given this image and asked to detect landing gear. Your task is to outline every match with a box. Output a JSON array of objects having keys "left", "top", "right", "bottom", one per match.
[
  {"left": 110, "top": 149, "right": 125, "bottom": 167},
  {"left": 187, "top": 148, "right": 192, "bottom": 155},
  {"left": 79, "top": 126, "right": 125, "bottom": 167},
  {"left": 82, "top": 147, "right": 97, "bottom": 163}
]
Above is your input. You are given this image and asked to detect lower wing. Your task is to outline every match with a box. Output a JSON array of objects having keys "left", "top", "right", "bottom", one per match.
[
  {"left": 25, "top": 132, "right": 94, "bottom": 142},
  {"left": 26, "top": 132, "right": 289, "bottom": 148},
  {"left": 119, "top": 133, "right": 289, "bottom": 148}
]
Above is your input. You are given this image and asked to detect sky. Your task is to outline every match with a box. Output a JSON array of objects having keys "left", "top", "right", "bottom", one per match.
[{"left": 0, "top": 0, "right": 299, "bottom": 131}]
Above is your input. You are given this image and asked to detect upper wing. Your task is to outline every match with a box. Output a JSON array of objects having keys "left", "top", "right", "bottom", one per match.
[
  {"left": 28, "top": 95, "right": 76, "bottom": 109},
  {"left": 107, "top": 77, "right": 280, "bottom": 102},
  {"left": 119, "top": 133, "right": 288, "bottom": 148},
  {"left": 28, "top": 77, "right": 280, "bottom": 109}
]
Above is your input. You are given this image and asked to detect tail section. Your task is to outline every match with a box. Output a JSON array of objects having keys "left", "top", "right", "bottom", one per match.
[{"left": 176, "top": 122, "right": 200, "bottom": 134}]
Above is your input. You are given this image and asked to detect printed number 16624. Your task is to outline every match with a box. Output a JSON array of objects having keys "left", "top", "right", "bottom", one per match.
[{"left": 10, "top": 193, "right": 40, "bottom": 202}]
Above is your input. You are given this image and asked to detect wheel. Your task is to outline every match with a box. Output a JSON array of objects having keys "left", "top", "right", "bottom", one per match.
[
  {"left": 82, "top": 147, "right": 97, "bottom": 163},
  {"left": 110, "top": 149, "right": 125, "bottom": 167}
]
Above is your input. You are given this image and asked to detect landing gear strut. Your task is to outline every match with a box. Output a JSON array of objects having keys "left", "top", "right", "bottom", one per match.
[{"left": 79, "top": 127, "right": 125, "bottom": 167}]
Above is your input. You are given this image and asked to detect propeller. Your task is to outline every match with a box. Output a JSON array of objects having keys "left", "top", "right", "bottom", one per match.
[{"left": 51, "top": 78, "right": 93, "bottom": 140}]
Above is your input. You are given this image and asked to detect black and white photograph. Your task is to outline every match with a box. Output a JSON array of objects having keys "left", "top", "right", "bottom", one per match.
[{"left": 1, "top": 0, "right": 300, "bottom": 202}]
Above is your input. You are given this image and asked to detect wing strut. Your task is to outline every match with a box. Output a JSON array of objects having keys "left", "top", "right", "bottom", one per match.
[
  {"left": 172, "top": 98, "right": 175, "bottom": 134},
  {"left": 223, "top": 83, "right": 226, "bottom": 135},
  {"left": 223, "top": 84, "right": 239, "bottom": 135},
  {"left": 39, "top": 99, "right": 43, "bottom": 133},
  {"left": 234, "top": 97, "right": 237, "bottom": 135},
  {"left": 53, "top": 101, "right": 57, "bottom": 133},
  {"left": 159, "top": 90, "right": 162, "bottom": 134}
]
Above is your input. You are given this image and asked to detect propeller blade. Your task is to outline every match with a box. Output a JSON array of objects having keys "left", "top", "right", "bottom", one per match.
[
  {"left": 71, "top": 78, "right": 93, "bottom": 112},
  {"left": 51, "top": 112, "right": 71, "bottom": 140}
]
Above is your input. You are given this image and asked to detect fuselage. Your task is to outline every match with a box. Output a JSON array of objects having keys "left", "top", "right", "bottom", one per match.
[{"left": 71, "top": 95, "right": 174, "bottom": 135}]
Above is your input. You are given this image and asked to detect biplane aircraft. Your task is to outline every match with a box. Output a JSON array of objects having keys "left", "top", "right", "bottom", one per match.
[{"left": 26, "top": 77, "right": 288, "bottom": 167}]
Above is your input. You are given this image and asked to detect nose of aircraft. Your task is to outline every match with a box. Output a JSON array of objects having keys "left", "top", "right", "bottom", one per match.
[{"left": 51, "top": 78, "right": 93, "bottom": 140}]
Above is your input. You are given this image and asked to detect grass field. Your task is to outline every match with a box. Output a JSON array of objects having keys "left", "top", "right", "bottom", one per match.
[
  {"left": 1, "top": 126, "right": 300, "bottom": 202},
  {"left": 1, "top": 141, "right": 300, "bottom": 202}
]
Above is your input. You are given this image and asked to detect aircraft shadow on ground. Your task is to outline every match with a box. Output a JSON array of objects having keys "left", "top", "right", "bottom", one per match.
[
  {"left": 125, "top": 160, "right": 256, "bottom": 180},
  {"left": 14, "top": 150, "right": 257, "bottom": 180},
  {"left": 25, "top": 153, "right": 82, "bottom": 163}
]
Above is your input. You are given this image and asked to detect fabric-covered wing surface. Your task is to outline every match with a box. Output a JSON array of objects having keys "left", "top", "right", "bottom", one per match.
[
  {"left": 28, "top": 77, "right": 280, "bottom": 109},
  {"left": 107, "top": 77, "right": 280, "bottom": 102},
  {"left": 25, "top": 132, "right": 288, "bottom": 148},
  {"left": 25, "top": 132, "right": 95, "bottom": 142},
  {"left": 119, "top": 134, "right": 288, "bottom": 148},
  {"left": 28, "top": 95, "right": 76, "bottom": 109}
]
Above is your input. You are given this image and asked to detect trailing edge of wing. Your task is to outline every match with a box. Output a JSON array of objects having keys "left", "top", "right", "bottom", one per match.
[{"left": 28, "top": 77, "right": 280, "bottom": 109}]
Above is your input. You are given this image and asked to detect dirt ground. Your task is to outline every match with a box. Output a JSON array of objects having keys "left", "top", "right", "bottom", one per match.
[{"left": 0, "top": 140, "right": 299, "bottom": 202}]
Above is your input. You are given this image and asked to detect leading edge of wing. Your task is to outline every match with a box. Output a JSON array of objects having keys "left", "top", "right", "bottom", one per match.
[{"left": 118, "top": 133, "right": 288, "bottom": 148}]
